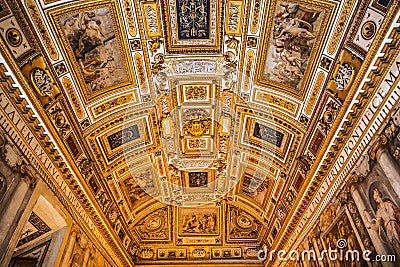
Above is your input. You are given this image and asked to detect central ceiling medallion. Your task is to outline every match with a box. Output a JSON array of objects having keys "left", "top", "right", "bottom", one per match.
[{"left": 184, "top": 118, "right": 211, "bottom": 137}]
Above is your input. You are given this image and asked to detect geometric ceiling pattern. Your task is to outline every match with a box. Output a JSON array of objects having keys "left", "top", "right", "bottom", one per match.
[{"left": 0, "top": 0, "right": 398, "bottom": 265}]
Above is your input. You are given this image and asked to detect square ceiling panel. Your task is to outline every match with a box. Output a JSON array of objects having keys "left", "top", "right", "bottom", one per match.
[
  {"left": 48, "top": 0, "right": 136, "bottom": 102},
  {"left": 255, "top": 0, "right": 336, "bottom": 100},
  {"left": 160, "top": 0, "right": 223, "bottom": 53}
]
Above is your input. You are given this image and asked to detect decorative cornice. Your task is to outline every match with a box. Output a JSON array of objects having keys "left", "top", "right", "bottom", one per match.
[
  {"left": 341, "top": 172, "right": 365, "bottom": 200},
  {"left": 368, "top": 135, "right": 388, "bottom": 160}
]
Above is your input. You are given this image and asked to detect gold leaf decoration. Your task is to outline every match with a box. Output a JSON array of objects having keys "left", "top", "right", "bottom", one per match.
[
  {"left": 62, "top": 77, "right": 85, "bottom": 119},
  {"left": 327, "top": 0, "right": 356, "bottom": 54},
  {"left": 27, "top": 0, "right": 58, "bottom": 60},
  {"left": 305, "top": 72, "right": 325, "bottom": 115}
]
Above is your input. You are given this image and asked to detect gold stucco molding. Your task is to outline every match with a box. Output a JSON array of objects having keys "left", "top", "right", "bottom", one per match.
[{"left": 368, "top": 135, "right": 388, "bottom": 161}]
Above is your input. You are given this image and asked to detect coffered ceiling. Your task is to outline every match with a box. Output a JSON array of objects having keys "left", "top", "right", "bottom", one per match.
[{"left": 0, "top": 0, "right": 398, "bottom": 265}]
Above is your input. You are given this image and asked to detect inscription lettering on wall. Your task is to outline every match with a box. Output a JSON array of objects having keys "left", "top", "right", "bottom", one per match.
[
  {"left": 0, "top": 78, "right": 122, "bottom": 264},
  {"left": 293, "top": 53, "right": 400, "bottom": 242}
]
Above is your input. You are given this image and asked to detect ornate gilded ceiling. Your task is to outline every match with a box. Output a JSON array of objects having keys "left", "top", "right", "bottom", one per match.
[{"left": 0, "top": 0, "right": 398, "bottom": 265}]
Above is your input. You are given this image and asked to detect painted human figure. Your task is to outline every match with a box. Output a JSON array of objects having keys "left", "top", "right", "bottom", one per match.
[
  {"left": 207, "top": 214, "right": 216, "bottom": 232},
  {"left": 365, "top": 188, "right": 400, "bottom": 257}
]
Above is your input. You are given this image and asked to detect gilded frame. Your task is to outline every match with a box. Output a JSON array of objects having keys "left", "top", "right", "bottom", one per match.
[
  {"left": 255, "top": 0, "right": 336, "bottom": 100},
  {"left": 243, "top": 116, "right": 293, "bottom": 161},
  {"left": 160, "top": 0, "right": 223, "bottom": 53},
  {"left": 97, "top": 116, "right": 150, "bottom": 163},
  {"left": 177, "top": 206, "right": 220, "bottom": 237},
  {"left": 48, "top": 0, "right": 136, "bottom": 103},
  {"left": 237, "top": 166, "right": 275, "bottom": 208}
]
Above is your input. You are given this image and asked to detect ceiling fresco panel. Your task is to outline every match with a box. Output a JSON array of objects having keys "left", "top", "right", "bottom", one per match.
[
  {"left": 238, "top": 167, "right": 275, "bottom": 208},
  {"left": 178, "top": 207, "right": 219, "bottom": 236},
  {"left": 255, "top": 0, "right": 336, "bottom": 99},
  {"left": 86, "top": 114, "right": 153, "bottom": 175},
  {"left": 176, "top": 0, "right": 210, "bottom": 39},
  {"left": 120, "top": 167, "right": 159, "bottom": 209},
  {"left": 176, "top": 206, "right": 221, "bottom": 245},
  {"left": 241, "top": 116, "right": 293, "bottom": 162},
  {"left": 48, "top": 0, "right": 136, "bottom": 102},
  {"left": 97, "top": 116, "right": 150, "bottom": 163}
]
